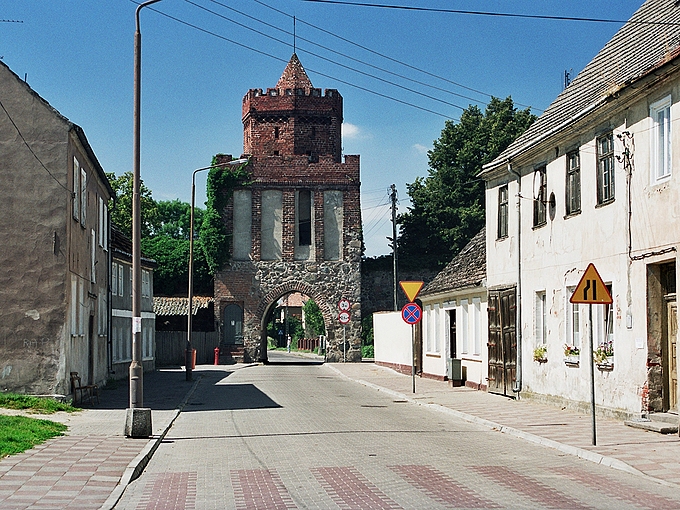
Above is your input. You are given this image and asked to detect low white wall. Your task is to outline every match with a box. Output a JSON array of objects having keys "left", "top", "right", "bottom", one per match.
[{"left": 373, "top": 311, "right": 412, "bottom": 368}]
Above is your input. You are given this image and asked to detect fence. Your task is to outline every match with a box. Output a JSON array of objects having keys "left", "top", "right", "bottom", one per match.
[{"left": 155, "top": 331, "right": 219, "bottom": 367}]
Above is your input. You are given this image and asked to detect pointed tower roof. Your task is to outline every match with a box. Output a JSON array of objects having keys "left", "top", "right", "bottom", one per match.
[{"left": 276, "top": 53, "right": 313, "bottom": 90}]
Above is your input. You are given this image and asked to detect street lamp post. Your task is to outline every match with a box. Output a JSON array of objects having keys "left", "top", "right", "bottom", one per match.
[
  {"left": 125, "top": 0, "right": 162, "bottom": 439},
  {"left": 186, "top": 158, "right": 248, "bottom": 381}
]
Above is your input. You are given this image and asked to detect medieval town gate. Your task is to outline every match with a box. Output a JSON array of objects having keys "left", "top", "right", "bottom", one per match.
[{"left": 213, "top": 54, "right": 362, "bottom": 363}]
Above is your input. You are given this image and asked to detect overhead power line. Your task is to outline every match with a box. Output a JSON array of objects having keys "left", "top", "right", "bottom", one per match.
[
  {"left": 141, "top": 2, "right": 458, "bottom": 119},
  {"left": 301, "top": 0, "right": 680, "bottom": 27}
]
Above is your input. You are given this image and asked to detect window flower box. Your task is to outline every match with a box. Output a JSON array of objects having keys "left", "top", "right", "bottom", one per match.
[{"left": 564, "top": 344, "right": 580, "bottom": 366}]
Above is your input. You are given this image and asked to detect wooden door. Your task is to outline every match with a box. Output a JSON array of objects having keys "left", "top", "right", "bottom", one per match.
[
  {"left": 487, "top": 292, "right": 503, "bottom": 394},
  {"left": 500, "top": 289, "right": 517, "bottom": 393},
  {"left": 667, "top": 299, "right": 677, "bottom": 411},
  {"left": 487, "top": 287, "right": 517, "bottom": 396}
]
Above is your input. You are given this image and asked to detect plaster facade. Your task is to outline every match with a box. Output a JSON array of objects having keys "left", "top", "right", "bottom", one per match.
[
  {"left": 0, "top": 62, "right": 113, "bottom": 395},
  {"left": 482, "top": 0, "right": 680, "bottom": 417}
]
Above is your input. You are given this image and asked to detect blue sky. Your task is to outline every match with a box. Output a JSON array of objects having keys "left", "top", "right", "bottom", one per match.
[{"left": 1, "top": 0, "right": 641, "bottom": 256}]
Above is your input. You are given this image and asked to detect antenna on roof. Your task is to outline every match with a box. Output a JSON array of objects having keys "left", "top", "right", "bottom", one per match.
[
  {"left": 293, "top": 16, "right": 296, "bottom": 53},
  {"left": 564, "top": 69, "right": 572, "bottom": 89}
]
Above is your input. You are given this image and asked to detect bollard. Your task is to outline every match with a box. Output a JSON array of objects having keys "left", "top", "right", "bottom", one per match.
[{"left": 214, "top": 347, "right": 220, "bottom": 366}]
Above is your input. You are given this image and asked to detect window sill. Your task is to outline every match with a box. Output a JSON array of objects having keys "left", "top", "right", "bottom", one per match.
[
  {"left": 563, "top": 211, "right": 581, "bottom": 220},
  {"left": 595, "top": 198, "right": 615, "bottom": 208},
  {"left": 532, "top": 222, "right": 547, "bottom": 230},
  {"left": 425, "top": 353, "right": 441, "bottom": 358}
]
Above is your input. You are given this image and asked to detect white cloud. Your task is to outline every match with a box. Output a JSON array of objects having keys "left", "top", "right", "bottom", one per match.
[
  {"left": 412, "top": 143, "right": 429, "bottom": 155},
  {"left": 342, "top": 122, "right": 360, "bottom": 140}
]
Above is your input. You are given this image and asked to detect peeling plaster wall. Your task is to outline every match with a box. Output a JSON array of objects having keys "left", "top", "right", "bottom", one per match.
[
  {"left": 484, "top": 70, "right": 680, "bottom": 416},
  {"left": 0, "top": 63, "right": 112, "bottom": 395}
]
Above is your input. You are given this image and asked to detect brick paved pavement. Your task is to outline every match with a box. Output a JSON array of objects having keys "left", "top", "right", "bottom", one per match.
[
  {"left": 0, "top": 368, "right": 198, "bottom": 510},
  {"left": 2, "top": 358, "right": 680, "bottom": 509},
  {"left": 113, "top": 358, "right": 680, "bottom": 509},
  {"left": 329, "top": 362, "right": 680, "bottom": 486}
]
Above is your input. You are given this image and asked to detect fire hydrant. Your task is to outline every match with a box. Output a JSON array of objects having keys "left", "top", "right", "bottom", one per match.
[{"left": 214, "top": 347, "right": 220, "bottom": 366}]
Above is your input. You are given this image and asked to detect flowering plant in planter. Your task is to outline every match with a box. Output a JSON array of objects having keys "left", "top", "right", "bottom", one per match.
[
  {"left": 533, "top": 345, "right": 547, "bottom": 363},
  {"left": 593, "top": 340, "right": 614, "bottom": 364},
  {"left": 563, "top": 344, "right": 580, "bottom": 357}
]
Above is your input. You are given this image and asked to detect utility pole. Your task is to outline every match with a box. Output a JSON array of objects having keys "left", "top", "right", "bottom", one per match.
[{"left": 389, "top": 184, "right": 398, "bottom": 311}]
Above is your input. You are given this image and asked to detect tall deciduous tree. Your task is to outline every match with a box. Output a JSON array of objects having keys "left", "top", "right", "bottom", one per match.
[
  {"left": 398, "top": 97, "right": 535, "bottom": 270},
  {"left": 106, "top": 171, "right": 158, "bottom": 239}
]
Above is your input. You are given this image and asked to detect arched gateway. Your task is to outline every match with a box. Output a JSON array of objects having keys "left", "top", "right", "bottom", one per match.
[{"left": 214, "top": 54, "right": 362, "bottom": 363}]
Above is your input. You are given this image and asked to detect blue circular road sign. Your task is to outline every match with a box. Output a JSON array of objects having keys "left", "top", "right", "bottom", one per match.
[{"left": 401, "top": 303, "right": 422, "bottom": 325}]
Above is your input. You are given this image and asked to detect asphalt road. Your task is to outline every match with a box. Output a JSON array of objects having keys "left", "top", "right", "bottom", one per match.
[{"left": 114, "top": 353, "right": 680, "bottom": 509}]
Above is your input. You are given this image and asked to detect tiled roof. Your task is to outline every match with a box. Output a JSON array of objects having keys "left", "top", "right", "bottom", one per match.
[
  {"left": 484, "top": 0, "right": 680, "bottom": 172},
  {"left": 111, "top": 225, "right": 156, "bottom": 268},
  {"left": 421, "top": 227, "right": 486, "bottom": 297},
  {"left": 276, "top": 53, "right": 313, "bottom": 90},
  {"left": 153, "top": 296, "right": 213, "bottom": 316}
]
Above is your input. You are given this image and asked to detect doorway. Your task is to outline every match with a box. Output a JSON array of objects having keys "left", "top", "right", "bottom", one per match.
[
  {"left": 223, "top": 304, "right": 244, "bottom": 345},
  {"left": 487, "top": 287, "right": 517, "bottom": 397}
]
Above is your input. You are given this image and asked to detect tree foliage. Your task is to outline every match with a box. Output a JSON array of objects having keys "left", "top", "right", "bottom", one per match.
[
  {"left": 106, "top": 171, "right": 157, "bottom": 239},
  {"left": 303, "top": 299, "right": 325, "bottom": 337},
  {"left": 398, "top": 97, "right": 535, "bottom": 270},
  {"left": 199, "top": 156, "right": 251, "bottom": 275},
  {"left": 107, "top": 172, "right": 212, "bottom": 296}
]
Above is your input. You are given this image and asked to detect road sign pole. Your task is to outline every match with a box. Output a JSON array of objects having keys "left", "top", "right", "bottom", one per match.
[
  {"left": 343, "top": 325, "right": 346, "bottom": 363},
  {"left": 411, "top": 324, "right": 416, "bottom": 394},
  {"left": 589, "top": 303, "right": 597, "bottom": 446}
]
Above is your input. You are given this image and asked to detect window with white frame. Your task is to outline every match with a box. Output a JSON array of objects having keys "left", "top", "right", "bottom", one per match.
[
  {"left": 650, "top": 96, "right": 672, "bottom": 183},
  {"left": 461, "top": 299, "right": 469, "bottom": 354},
  {"left": 80, "top": 168, "right": 87, "bottom": 227},
  {"left": 112, "top": 263, "right": 118, "bottom": 295},
  {"left": 425, "top": 305, "right": 433, "bottom": 352},
  {"left": 566, "top": 286, "right": 581, "bottom": 351},
  {"left": 533, "top": 167, "right": 547, "bottom": 227},
  {"left": 143, "top": 324, "right": 153, "bottom": 359},
  {"left": 433, "top": 305, "right": 441, "bottom": 354},
  {"left": 98, "top": 290, "right": 107, "bottom": 335},
  {"left": 142, "top": 270, "right": 150, "bottom": 298},
  {"left": 73, "top": 157, "right": 80, "bottom": 221},
  {"left": 595, "top": 284, "right": 614, "bottom": 352},
  {"left": 472, "top": 297, "right": 481, "bottom": 355},
  {"left": 71, "top": 275, "right": 78, "bottom": 335},
  {"left": 566, "top": 151, "right": 581, "bottom": 215},
  {"left": 597, "top": 133, "right": 615, "bottom": 204},
  {"left": 535, "top": 291, "right": 547, "bottom": 345},
  {"left": 90, "top": 229, "right": 96, "bottom": 284},
  {"left": 497, "top": 185, "right": 508, "bottom": 239},
  {"left": 98, "top": 197, "right": 107, "bottom": 249},
  {"left": 118, "top": 263, "right": 124, "bottom": 296}
]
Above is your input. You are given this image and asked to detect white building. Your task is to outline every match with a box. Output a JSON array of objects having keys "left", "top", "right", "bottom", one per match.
[
  {"left": 480, "top": 0, "right": 679, "bottom": 417},
  {"left": 419, "top": 228, "right": 488, "bottom": 388}
]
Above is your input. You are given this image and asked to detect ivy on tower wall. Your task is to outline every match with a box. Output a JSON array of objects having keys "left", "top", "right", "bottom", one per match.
[{"left": 199, "top": 155, "right": 250, "bottom": 274}]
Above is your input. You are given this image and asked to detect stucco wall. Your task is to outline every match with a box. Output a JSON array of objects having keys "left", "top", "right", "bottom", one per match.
[
  {"left": 484, "top": 70, "right": 680, "bottom": 415},
  {"left": 373, "top": 311, "right": 412, "bottom": 370}
]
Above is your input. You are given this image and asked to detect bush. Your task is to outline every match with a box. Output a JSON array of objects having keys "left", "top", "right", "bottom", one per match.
[{"left": 362, "top": 344, "right": 374, "bottom": 359}]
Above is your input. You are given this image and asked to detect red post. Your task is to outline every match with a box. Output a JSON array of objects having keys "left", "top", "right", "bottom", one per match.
[{"left": 214, "top": 347, "right": 220, "bottom": 366}]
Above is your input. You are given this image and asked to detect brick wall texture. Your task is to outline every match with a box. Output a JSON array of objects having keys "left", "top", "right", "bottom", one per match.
[{"left": 214, "top": 54, "right": 362, "bottom": 362}]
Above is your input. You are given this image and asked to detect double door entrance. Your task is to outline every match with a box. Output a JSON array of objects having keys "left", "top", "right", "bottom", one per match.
[{"left": 487, "top": 287, "right": 517, "bottom": 397}]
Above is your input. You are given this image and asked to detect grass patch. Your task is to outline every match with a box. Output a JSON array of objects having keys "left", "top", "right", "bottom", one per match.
[
  {"left": 0, "top": 415, "right": 67, "bottom": 458},
  {"left": 0, "top": 394, "right": 78, "bottom": 414}
]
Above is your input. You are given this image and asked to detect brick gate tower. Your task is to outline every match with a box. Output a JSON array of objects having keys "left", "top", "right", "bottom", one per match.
[{"left": 214, "top": 54, "right": 362, "bottom": 363}]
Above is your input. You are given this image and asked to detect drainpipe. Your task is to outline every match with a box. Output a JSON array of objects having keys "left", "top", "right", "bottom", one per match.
[{"left": 508, "top": 161, "right": 522, "bottom": 395}]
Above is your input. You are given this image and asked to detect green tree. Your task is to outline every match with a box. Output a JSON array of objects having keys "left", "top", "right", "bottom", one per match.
[
  {"left": 151, "top": 199, "right": 204, "bottom": 240},
  {"left": 398, "top": 97, "right": 535, "bottom": 270},
  {"left": 303, "top": 299, "right": 325, "bottom": 337},
  {"left": 106, "top": 171, "right": 158, "bottom": 239}
]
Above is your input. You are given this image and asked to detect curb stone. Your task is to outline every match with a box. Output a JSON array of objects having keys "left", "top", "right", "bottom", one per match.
[{"left": 100, "top": 375, "right": 202, "bottom": 510}]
